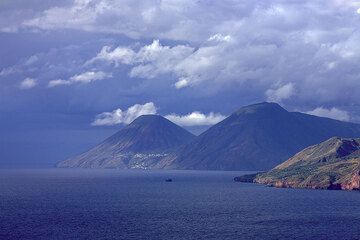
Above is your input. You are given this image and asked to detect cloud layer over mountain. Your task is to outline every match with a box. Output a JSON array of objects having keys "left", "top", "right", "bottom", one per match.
[{"left": 92, "top": 102, "right": 226, "bottom": 127}]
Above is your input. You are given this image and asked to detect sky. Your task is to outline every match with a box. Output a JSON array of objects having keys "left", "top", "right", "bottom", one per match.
[{"left": 1, "top": 0, "right": 360, "bottom": 167}]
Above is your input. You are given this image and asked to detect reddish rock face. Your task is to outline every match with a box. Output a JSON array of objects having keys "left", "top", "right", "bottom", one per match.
[
  {"left": 258, "top": 176, "right": 359, "bottom": 191},
  {"left": 341, "top": 173, "right": 360, "bottom": 190}
]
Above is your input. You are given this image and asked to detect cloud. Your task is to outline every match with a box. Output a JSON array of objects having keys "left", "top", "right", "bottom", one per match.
[
  {"left": 0, "top": 67, "right": 16, "bottom": 77},
  {"left": 60, "top": 0, "right": 359, "bottom": 107},
  {"left": 19, "top": 78, "right": 37, "bottom": 90},
  {"left": 90, "top": 40, "right": 195, "bottom": 80},
  {"left": 48, "top": 79, "right": 71, "bottom": 88},
  {"left": 88, "top": 39, "right": 233, "bottom": 87},
  {"left": 208, "top": 33, "right": 232, "bottom": 42},
  {"left": 2, "top": 0, "right": 360, "bottom": 114},
  {"left": 165, "top": 111, "right": 226, "bottom": 127},
  {"left": 22, "top": 0, "right": 360, "bottom": 45},
  {"left": 0, "top": 26, "right": 18, "bottom": 33},
  {"left": 70, "top": 71, "right": 111, "bottom": 83},
  {"left": 92, "top": 102, "right": 157, "bottom": 126},
  {"left": 92, "top": 102, "right": 226, "bottom": 126},
  {"left": 21, "top": 0, "right": 238, "bottom": 42},
  {"left": 86, "top": 46, "right": 136, "bottom": 66},
  {"left": 266, "top": 83, "right": 295, "bottom": 102},
  {"left": 174, "top": 78, "right": 189, "bottom": 89},
  {"left": 25, "top": 55, "right": 39, "bottom": 66},
  {"left": 48, "top": 71, "right": 111, "bottom": 88},
  {"left": 306, "top": 107, "right": 350, "bottom": 122},
  {"left": 129, "top": 40, "right": 195, "bottom": 78}
]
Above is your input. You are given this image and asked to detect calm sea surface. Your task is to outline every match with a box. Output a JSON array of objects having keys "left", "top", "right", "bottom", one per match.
[{"left": 0, "top": 169, "right": 359, "bottom": 240}]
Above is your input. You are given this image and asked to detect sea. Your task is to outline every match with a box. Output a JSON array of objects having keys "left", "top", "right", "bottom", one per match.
[{"left": 0, "top": 169, "right": 359, "bottom": 240}]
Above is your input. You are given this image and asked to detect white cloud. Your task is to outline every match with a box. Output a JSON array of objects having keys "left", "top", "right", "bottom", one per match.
[
  {"left": 92, "top": 102, "right": 226, "bottom": 127},
  {"left": 23, "top": 0, "right": 360, "bottom": 45},
  {"left": 92, "top": 102, "right": 157, "bottom": 126},
  {"left": 57, "top": 0, "right": 360, "bottom": 106},
  {"left": 19, "top": 78, "right": 37, "bottom": 90},
  {"left": 306, "top": 107, "right": 350, "bottom": 121},
  {"left": 174, "top": 78, "right": 189, "bottom": 89},
  {"left": 48, "top": 71, "right": 111, "bottom": 88},
  {"left": 25, "top": 55, "right": 39, "bottom": 66},
  {"left": 48, "top": 79, "right": 71, "bottom": 88},
  {"left": 91, "top": 40, "right": 195, "bottom": 80},
  {"left": 23, "top": 0, "right": 105, "bottom": 33},
  {"left": 0, "top": 67, "right": 16, "bottom": 76},
  {"left": 70, "top": 71, "right": 111, "bottom": 83},
  {"left": 130, "top": 40, "right": 195, "bottom": 78},
  {"left": 87, "top": 46, "right": 136, "bottom": 66},
  {"left": 208, "top": 33, "right": 232, "bottom": 42},
  {"left": 165, "top": 111, "right": 226, "bottom": 127},
  {"left": 6, "top": 0, "right": 360, "bottom": 108},
  {"left": 21, "top": 0, "right": 227, "bottom": 42},
  {"left": 266, "top": 83, "right": 295, "bottom": 102},
  {"left": 88, "top": 39, "right": 232, "bottom": 87}
]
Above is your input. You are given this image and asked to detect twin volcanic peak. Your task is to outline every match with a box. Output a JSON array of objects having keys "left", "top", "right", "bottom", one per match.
[
  {"left": 57, "top": 115, "right": 195, "bottom": 169},
  {"left": 236, "top": 137, "right": 360, "bottom": 191},
  {"left": 58, "top": 102, "right": 360, "bottom": 171}
]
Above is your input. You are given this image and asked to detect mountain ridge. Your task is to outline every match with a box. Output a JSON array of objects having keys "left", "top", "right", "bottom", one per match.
[
  {"left": 243, "top": 137, "right": 360, "bottom": 190},
  {"left": 158, "top": 102, "right": 360, "bottom": 170},
  {"left": 57, "top": 114, "right": 195, "bottom": 169},
  {"left": 58, "top": 102, "right": 360, "bottom": 171}
]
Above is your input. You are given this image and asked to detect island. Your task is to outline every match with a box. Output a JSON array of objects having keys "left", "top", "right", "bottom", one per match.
[{"left": 235, "top": 137, "right": 360, "bottom": 191}]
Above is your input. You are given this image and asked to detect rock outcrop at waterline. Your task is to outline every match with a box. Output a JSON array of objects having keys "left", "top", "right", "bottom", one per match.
[{"left": 235, "top": 137, "right": 360, "bottom": 191}]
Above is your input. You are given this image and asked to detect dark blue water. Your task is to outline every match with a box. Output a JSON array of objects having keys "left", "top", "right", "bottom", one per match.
[{"left": 0, "top": 169, "right": 359, "bottom": 240}]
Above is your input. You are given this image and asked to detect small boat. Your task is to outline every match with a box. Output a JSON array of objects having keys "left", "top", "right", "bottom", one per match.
[{"left": 165, "top": 178, "right": 173, "bottom": 182}]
